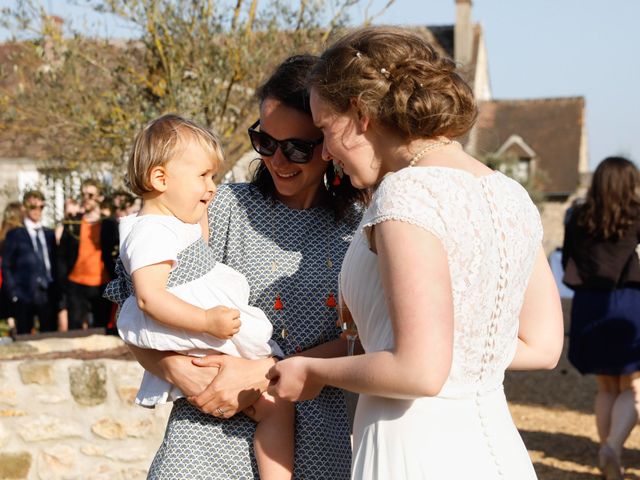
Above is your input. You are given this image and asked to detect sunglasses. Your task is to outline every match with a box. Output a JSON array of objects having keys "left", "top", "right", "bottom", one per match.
[
  {"left": 247, "top": 120, "right": 323, "bottom": 164},
  {"left": 26, "top": 204, "right": 45, "bottom": 211},
  {"left": 82, "top": 192, "right": 97, "bottom": 199}
]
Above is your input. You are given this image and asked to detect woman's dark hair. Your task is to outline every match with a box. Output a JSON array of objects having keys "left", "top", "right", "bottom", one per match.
[
  {"left": 577, "top": 156, "right": 640, "bottom": 240},
  {"left": 251, "top": 54, "right": 367, "bottom": 219}
]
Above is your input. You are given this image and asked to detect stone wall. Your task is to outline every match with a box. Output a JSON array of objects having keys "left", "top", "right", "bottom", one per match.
[
  {"left": 0, "top": 335, "right": 171, "bottom": 480},
  {"left": 540, "top": 199, "right": 571, "bottom": 255}
]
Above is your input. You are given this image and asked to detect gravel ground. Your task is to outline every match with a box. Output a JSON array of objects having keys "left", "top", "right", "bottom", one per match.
[{"left": 505, "top": 301, "right": 640, "bottom": 479}]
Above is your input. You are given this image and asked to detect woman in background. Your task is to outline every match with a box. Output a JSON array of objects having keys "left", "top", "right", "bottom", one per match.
[
  {"left": 0, "top": 202, "right": 24, "bottom": 335},
  {"left": 563, "top": 156, "right": 640, "bottom": 480}
]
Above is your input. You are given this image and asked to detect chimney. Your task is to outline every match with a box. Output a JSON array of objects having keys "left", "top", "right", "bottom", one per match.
[{"left": 454, "top": 0, "right": 473, "bottom": 66}]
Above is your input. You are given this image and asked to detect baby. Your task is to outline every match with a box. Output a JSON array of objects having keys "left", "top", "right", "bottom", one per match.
[{"left": 114, "top": 114, "right": 293, "bottom": 480}]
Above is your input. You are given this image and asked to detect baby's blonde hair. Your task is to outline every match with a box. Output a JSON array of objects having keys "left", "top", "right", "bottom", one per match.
[{"left": 127, "top": 114, "right": 224, "bottom": 196}]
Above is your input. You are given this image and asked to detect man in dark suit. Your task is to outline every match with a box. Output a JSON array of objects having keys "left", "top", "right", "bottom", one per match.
[{"left": 1, "top": 190, "right": 58, "bottom": 334}]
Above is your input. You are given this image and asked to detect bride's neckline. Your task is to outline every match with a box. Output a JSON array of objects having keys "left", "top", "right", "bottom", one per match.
[{"left": 403, "top": 164, "right": 500, "bottom": 181}]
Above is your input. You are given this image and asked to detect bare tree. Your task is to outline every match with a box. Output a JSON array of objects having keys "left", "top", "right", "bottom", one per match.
[{"left": 0, "top": 0, "right": 395, "bottom": 184}]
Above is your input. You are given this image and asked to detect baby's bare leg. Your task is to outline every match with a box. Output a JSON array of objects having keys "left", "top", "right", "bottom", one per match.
[{"left": 245, "top": 391, "right": 294, "bottom": 480}]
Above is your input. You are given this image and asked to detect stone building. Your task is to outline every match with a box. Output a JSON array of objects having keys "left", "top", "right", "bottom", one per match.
[{"left": 427, "top": 0, "right": 588, "bottom": 253}]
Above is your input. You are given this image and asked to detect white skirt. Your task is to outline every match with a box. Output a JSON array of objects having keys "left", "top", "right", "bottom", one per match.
[{"left": 351, "top": 386, "right": 536, "bottom": 479}]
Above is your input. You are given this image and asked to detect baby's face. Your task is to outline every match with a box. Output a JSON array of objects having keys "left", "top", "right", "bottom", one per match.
[{"left": 162, "top": 140, "right": 219, "bottom": 224}]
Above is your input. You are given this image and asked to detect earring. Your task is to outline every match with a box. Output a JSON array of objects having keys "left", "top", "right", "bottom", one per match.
[{"left": 332, "top": 163, "right": 343, "bottom": 186}]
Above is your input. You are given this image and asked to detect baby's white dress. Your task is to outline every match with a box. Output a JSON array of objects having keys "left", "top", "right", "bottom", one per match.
[
  {"left": 342, "top": 167, "right": 541, "bottom": 479},
  {"left": 117, "top": 214, "right": 282, "bottom": 407}
]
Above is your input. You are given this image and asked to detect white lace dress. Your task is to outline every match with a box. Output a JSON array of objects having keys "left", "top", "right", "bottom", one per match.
[{"left": 341, "top": 167, "right": 541, "bottom": 479}]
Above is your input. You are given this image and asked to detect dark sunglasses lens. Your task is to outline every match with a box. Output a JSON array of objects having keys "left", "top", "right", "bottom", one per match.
[
  {"left": 281, "top": 141, "right": 313, "bottom": 163},
  {"left": 249, "top": 131, "right": 277, "bottom": 156}
]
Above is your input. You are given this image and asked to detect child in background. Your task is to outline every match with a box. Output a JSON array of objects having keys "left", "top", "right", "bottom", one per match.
[{"left": 114, "top": 114, "right": 293, "bottom": 480}]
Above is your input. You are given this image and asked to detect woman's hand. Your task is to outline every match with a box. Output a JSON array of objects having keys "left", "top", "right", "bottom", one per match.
[
  {"left": 174, "top": 359, "right": 220, "bottom": 397},
  {"left": 267, "top": 356, "right": 324, "bottom": 401},
  {"left": 127, "top": 346, "right": 219, "bottom": 397},
  {"left": 188, "top": 355, "right": 276, "bottom": 418}
]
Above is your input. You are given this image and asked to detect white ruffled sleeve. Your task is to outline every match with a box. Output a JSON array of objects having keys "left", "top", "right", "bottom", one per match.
[{"left": 362, "top": 170, "right": 448, "bottom": 248}]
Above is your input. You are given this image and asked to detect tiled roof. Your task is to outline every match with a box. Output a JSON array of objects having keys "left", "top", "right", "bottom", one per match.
[{"left": 473, "top": 97, "right": 586, "bottom": 194}]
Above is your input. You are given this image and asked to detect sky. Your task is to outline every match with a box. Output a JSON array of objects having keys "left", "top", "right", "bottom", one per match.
[{"left": 1, "top": 0, "right": 639, "bottom": 170}]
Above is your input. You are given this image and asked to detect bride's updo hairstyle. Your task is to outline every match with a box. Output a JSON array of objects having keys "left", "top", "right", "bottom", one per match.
[{"left": 308, "top": 26, "right": 477, "bottom": 140}]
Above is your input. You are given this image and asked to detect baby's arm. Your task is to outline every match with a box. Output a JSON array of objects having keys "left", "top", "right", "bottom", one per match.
[{"left": 132, "top": 261, "right": 241, "bottom": 339}]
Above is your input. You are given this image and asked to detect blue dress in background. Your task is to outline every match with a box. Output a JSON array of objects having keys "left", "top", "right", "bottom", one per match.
[{"left": 569, "top": 287, "right": 640, "bottom": 375}]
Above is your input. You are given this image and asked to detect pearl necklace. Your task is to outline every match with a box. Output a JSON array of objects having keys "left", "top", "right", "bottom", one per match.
[{"left": 408, "top": 139, "right": 459, "bottom": 167}]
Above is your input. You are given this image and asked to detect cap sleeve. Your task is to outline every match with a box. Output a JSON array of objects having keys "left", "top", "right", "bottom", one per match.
[
  {"left": 122, "top": 218, "right": 181, "bottom": 274},
  {"left": 362, "top": 170, "right": 447, "bottom": 247}
]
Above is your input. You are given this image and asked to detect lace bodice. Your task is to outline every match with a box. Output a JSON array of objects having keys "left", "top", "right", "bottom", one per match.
[{"left": 340, "top": 167, "right": 542, "bottom": 398}]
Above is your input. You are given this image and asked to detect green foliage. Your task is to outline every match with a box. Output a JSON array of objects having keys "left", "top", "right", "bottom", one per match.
[{"left": 0, "top": 0, "right": 395, "bottom": 185}]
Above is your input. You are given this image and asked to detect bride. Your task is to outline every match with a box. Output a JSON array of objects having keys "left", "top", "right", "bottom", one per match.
[{"left": 268, "top": 26, "right": 564, "bottom": 479}]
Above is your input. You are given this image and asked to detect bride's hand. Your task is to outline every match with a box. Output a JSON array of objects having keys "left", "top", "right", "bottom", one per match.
[{"left": 267, "top": 356, "right": 324, "bottom": 401}]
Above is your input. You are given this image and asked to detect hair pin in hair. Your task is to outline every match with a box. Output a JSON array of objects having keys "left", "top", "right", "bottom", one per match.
[
  {"left": 355, "top": 51, "right": 363, "bottom": 59},
  {"left": 380, "top": 67, "right": 391, "bottom": 79}
]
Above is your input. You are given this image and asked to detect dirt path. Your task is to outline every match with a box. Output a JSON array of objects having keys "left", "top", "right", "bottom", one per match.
[{"left": 506, "top": 303, "right": 640, "bottom": 479}]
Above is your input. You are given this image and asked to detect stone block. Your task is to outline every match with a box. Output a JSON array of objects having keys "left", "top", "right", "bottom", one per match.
[
  {"left": 116, "top": 386, "right": 139, "bottom": 404},
  {"left": 125, "top": 419, "right": 154, "bottom": 438},
  {"left": 39, "top": 445, "right": 77, "bottom": 478},
  {"left": 0, "top": 388, "right": 18, "bottom": 406},
  {"left": 121, "top": 468, "right": 148, "bottom": 480},
  {"left": 0, "top": 342, "right": 38, "bottom": 359},
  {"left": 84, "top": 463, "right": 119, "bottom": 480},
  {"left": 0, "top": 451, "right": 31, "bottom": 479},
  {"left": 19, "top": 415, "right": 83, "bottom": 442},
  {"left": 106, "top": 447, "right": 147, "bottom": 463},
  {"left": 0, "top": 409, "right": 27, "bottom": 416},
  {"left": 80, "top": 444, "right": 105, "bottom": 457},
  {"left": 91, "top": 418, "right": 127, "bottom": 439},
  {"left": 18, "top": 361, "right": 54, "bottom": 385},
  {"left": 69, "top": 362, "right": 107, "bottom": 406}
]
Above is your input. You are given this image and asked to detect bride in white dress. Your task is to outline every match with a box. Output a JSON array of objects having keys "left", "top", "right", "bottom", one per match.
[{"left": 268, "top": 26, "right": 564, "bottom": 479}]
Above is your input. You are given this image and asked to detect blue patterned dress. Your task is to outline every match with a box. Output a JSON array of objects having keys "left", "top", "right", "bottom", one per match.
[{"left": 147, "top": 183, "right": 358, "bottom": 479}]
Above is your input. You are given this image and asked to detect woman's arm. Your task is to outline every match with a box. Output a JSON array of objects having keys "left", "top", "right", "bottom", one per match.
[
  {"left": 128, "top": 345, "right": 220, "bottom": 397},
  {"left": 298, "top": 337, "right": 362, "bottom": 358},
  {"left": 508, "top": 247, "right": 564, "bottom": 370},
  {"left": 269, "top": 220, "right": 455, "bottom": 401},
  {"left": 187, "top": 332, "right": 358, "bottom": 416}
]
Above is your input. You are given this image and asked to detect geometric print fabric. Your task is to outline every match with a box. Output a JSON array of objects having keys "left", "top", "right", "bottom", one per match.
[
  {"left": 104, "top": 237, "right": 217, "bottom": 306},
  {"left": 148, "top": 183, "right": 357, "bottom": 479}
]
